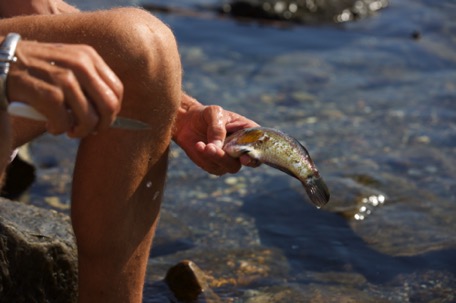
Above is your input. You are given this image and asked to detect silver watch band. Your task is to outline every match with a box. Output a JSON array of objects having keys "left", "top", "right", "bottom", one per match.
[{"left": 0, "top": 33, "right": 21, "bottom": 110}]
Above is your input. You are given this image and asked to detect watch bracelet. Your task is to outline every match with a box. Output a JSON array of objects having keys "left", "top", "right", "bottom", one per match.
[{"left": 0, "top": 33, "right": 21, "bottom": 110}]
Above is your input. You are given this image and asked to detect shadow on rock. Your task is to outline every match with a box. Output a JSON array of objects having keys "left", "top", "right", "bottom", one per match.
[{"left": 0, "top": 155, "right": 35, "bottom": 200}]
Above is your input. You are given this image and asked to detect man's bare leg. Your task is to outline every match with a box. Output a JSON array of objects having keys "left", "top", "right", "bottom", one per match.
[
  {"left": 70, "top": 10, "right": 181, "bottom": 302},
  {"left": 0, "top": 8, "right": 181, "bottom": 302}
]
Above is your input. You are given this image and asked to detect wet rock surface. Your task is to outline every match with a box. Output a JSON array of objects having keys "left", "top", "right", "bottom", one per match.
[
  {"left": 320, "top": 176, "right": 387, "bottom": 220},
  {"left": 142, "top": 0, "right": 389, "bottom": 25},
  {"left": 165, "top": 260, "right": 222, "bottom": 302},
  {"left": 219, "top": 0, "right": 389, "bottom": 23},
  {"left": 0, "top": 198, "right": 77, "bottom": 303},
  {"left": 165, "top": 260, "right": 206, "bottom": 301}
]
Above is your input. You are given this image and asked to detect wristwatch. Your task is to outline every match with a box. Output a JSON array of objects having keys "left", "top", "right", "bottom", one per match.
[{"left": 0, "top": 33, "right": 21, "bottom": 111}]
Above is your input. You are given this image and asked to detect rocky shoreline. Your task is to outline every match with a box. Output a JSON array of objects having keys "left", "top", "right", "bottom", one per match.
[{"left": 0, "top": 198, "right": 223, "bottom": 302}]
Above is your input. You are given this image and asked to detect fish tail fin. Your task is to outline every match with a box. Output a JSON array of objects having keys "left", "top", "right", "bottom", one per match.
[{"left": 303, "top": 176, "right": 330, "bottom": 208}]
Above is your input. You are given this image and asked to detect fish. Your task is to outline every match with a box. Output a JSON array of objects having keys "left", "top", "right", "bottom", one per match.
[{"left": 223, "top": 127, "right": 330, "bottom": 208}]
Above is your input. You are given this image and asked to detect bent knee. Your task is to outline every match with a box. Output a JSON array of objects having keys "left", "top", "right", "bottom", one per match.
[
  {"left": 88, "top": 8, "right": 182, "bottom": 117},
  {"left": 93, "top": 7, "right": 180, "bottom": 77}
]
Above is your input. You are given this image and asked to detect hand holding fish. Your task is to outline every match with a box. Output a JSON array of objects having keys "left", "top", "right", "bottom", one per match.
[{"left": 173, "top": 94, "right": 259, "bottom": 176}]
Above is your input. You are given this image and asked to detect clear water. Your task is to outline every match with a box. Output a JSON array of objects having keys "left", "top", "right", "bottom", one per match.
[{"left": 26, "top": 0, "right": 456, "bottom": 301}]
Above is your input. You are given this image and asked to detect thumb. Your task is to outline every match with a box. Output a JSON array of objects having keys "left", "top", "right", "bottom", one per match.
[{"left": 204, "top": 105, "right": 227, "bottom": 149}]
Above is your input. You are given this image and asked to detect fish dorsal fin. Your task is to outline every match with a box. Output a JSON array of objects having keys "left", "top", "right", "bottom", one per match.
[
  {"left": 296, "top": 140, "right": 310, "bottom": 158},
  {"left": 296, "top": 140, "right": 316, "bottom": 166}
]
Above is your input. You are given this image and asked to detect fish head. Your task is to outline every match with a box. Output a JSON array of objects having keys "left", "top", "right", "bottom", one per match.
[{"left": 223, "top": 128, "right": 265, "bottom": 158}]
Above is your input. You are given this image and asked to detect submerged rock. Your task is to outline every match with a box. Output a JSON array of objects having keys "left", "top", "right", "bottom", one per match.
[
  {"left": 0, "top": 198, "right": 77, "bottom": 303},
  {"left": 165, "top": 260, "right": 222, "bottom": 302},
  {"left": 321, "top": 176, "right": 387, "bottom": 221},
  {"left": 143, "top": 0, "right": 389, "bottom": 25},
  {"left": 220, "top": 0, "right": 389, "bottom": 23}
]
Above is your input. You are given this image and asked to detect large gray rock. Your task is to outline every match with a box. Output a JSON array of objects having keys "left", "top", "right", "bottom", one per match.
[{"left": 0, "top": 198, "right": 77, "bottom": 303}]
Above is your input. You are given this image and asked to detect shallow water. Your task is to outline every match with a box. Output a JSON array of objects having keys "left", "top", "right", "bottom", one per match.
[{"left": 24, "top": 0, "right": 456, "bottom": 301}]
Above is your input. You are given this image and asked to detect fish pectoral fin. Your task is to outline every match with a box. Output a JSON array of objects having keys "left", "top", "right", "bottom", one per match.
[
  {"left": 229, "top": 146, "right": 254, "bottom": 158},
  {"left": 240, "top": 148, "right": 253, "bottom": 155},
  {"left": 245, "top": 149, "right": 261, "bottom": 160}
]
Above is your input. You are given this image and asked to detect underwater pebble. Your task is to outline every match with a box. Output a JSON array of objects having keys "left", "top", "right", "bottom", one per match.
[
  {"left": 44, "top": 196, "right": 69, "bottom": 210},
  {"left": 415, "top": 135, "right": 431, "bottom": 144},
  {"left": 224, "top": 177, "right": 239, "bottom": 185},
  {"left": 291, "top": 91, "right": 316, "bottom": 102}
]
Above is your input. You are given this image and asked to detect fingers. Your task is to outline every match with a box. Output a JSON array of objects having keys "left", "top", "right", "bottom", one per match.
[
  {"left": 52, "top": 67, "right": 98, "bottom": 137},
  {"left": 198, "top": 105, "right": 262, "bottom": 175},
  {"left": 199, "top": 106, "right": 240, "bottom": 175},
  {"left": 9, "top": 41, "right": 123, "bottom": 138},
  {"left": 60, "top": 45, "right": 123, "bottom": 132},
  {"left": 195, "top": 141, "right": 241, "bottom": 175},
  {"left": 11, "top": 58, "right": 97, "bottom": 137},
  {"left": 196, "top": 144, "right": 260, "bottom": 176},
  {"left": 10, "top": 73, "right": 72, "bottom": 135},
  {"left": 240, "top": 154, "right": 261, "bottom": 168}
]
